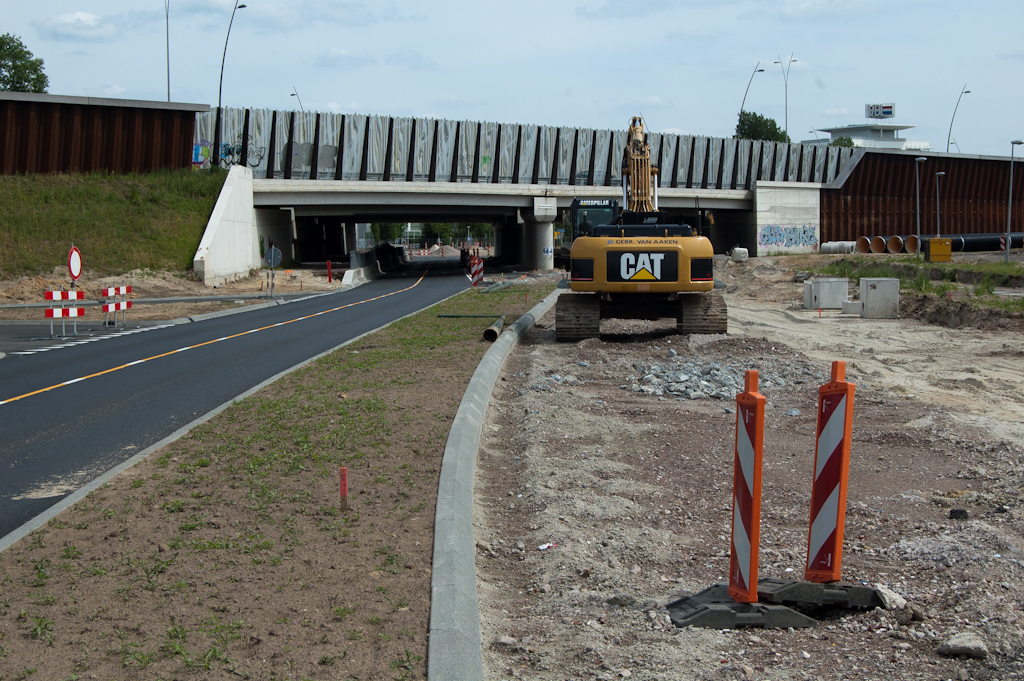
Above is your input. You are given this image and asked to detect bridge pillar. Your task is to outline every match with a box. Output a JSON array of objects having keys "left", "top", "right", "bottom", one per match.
[{"left": 520, "top": 198, "right": 557, "bottom": 271}]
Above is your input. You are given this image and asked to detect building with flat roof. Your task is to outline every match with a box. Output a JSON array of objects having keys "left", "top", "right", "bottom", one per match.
[{"left": 806, "top": 122, "right": 930, "bottom": 151}]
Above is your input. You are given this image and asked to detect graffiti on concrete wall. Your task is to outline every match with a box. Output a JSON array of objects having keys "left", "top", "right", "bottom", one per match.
[
  {"left": 758, "top": 224, "right": 819, "bottom": 251},
  {"left": 192, "top": 135, "right": 266, "bottom": 171}
]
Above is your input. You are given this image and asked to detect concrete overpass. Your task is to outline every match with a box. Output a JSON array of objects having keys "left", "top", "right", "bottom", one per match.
[{"left": 192, "top": 107, "right": 852, "bottom": 284}]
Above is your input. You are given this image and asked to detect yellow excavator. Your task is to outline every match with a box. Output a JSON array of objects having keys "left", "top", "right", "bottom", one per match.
[{"left": 555, "top": 117, "right": 727, "bottom": 342}]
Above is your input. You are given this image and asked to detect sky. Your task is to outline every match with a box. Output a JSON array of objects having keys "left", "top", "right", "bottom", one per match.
[{"left": 5, "top": 0, "right": 1024, "bottom": 157}]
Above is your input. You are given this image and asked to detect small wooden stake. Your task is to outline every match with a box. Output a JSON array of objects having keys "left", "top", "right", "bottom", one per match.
[{"left": 340, "top": 466, "right": 348, "bottom": 512}]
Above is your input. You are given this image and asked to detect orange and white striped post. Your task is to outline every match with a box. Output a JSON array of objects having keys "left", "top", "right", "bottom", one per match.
[
  {"left": 805, "top": 360, "right": 856, "bottom": 583},
  {"left": 729, "top": 370, "right": 766, "bottom": 603}
]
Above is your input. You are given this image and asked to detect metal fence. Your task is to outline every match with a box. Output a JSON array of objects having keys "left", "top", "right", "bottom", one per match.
[{"left": 194, "top": 108, "right": 854, "bottom": 190}]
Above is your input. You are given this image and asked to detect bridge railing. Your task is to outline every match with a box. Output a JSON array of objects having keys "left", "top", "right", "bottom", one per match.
[{"left": 193, "top": 108, "right": 854, "bottom": 190}]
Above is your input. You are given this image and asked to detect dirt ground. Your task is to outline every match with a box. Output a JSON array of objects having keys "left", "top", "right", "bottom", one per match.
[
  {"left": 2, "top": 252, "right": 1024, "bottom": 680},
  {"left": 475, "top": 255, "right": 1024, "bottom": 681}
]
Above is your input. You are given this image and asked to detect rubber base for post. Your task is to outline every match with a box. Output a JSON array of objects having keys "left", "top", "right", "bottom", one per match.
[
  {"left": 666, "top": 583, "right": 817, "bottom": 630},
  {"left": 666, "top": 579, "right": 884, "bottom": 630}
]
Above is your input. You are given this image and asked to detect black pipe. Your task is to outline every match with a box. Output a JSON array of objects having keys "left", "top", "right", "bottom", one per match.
[{"left": 940, "top": 233, "right": 1024, "bottom": 252}]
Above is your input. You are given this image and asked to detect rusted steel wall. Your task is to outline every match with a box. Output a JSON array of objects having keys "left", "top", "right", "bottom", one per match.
[
  {"left": 821, "top": 150, "right": 1024, "bottom": 243},
  {"left": 0, "top": 93, "right": 207, "bottom": 175}
]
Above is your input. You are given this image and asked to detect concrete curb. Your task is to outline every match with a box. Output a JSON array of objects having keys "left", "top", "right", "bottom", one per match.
[{"left": 428, "top": 288, "right": 561, "bottom": 681}]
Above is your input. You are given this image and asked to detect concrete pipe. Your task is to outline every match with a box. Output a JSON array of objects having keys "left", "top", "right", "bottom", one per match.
[
  {"left": 856, "top": 236, "right": 873, "bottom": 253},
  {"left": 904, "top": 235, "right": 920, "bottom": 254},
  {"left": 870, "top": 236, "right": 888, "bottom": 253},
  {"left": 821, "top": 241, "right": 855, "bottom": 254},
  {"left": 886, "top": 235, "right": 906, "bottom": 254},
  {"left": 483, "top": 315, "right": 506, "bottom": 342}
]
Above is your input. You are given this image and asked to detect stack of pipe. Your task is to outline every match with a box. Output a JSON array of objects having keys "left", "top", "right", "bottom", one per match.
[{"left": 852, "top": 233, "right": 1024, "bottom": 255}]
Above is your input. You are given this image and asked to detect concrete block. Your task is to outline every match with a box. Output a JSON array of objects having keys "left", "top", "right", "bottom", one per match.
[
  {"left": 803, "top": 278, "right": 848, "bottom": 309},
  {"left": 861, "top": 278, "right": 899, "bottom": 319},
  {"left": 842, "top": 299, "right": 862, "bottom": 314}
]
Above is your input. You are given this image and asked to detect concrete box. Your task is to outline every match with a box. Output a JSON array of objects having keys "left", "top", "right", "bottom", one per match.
[
  {"left": 803, "top": 278, "right": 849, "bottom": 310},
  {"left": 842, "top": 299, "right": 862, "bottom": 314},
  {"left": 861, "top": 278, "right": 899, "bottom": 319}
]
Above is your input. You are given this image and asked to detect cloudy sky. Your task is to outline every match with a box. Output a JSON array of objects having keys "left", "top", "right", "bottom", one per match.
[{"left": 6, "top": 0, "right": 1023, "bottom": 156}]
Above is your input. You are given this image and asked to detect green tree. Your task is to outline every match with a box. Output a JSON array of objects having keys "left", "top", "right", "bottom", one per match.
[
  {"left": 423, "top": 222, "right": 453, "bottom": 245},
  {"left": 370, "top": 222, "right": 404, "bottom": 243},
  {"left": 0, "top": 34, "right": 48, "bottom": 93},
  {"left": 735, "top": 110, "right": 789, "bottom": 143},
  {"left": 830, "top": 136, "right": 855, "bottom": 148}
]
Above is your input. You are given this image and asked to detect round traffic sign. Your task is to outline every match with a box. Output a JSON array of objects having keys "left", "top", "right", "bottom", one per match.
[
  {"left": 263, "top": 246, "right": 282, "bottom": 268},
  {"left": 68, "top": 246, "right": 82, "bottom": 280}
]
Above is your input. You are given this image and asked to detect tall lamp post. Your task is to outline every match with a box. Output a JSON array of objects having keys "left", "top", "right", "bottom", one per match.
[
  {"left": 774, "top": 53, "right": 797, "bottom": 141},
  {"left": 740, "top": 61, "right": 765, "bottom": 114},
  {"left": 290, "top": 87, "right": 304, "bottom": 112},
  {"left": 1007, "top": 140, "right": 1024, "bottom": 263},
  {"left": 935, "top": 172, "right": 946, "bottom": 238},
  {"left": 946, "top": 84, "right": 970, "bottom": 153},
  {"left": 164, "top": 0, "right": 170, "bottom": 102},
  {"left": 213, "top": 1, "right": 247, "bottom": 167},
  {"left": 915, "top": 157, "right": 927, "bottom": 255}
]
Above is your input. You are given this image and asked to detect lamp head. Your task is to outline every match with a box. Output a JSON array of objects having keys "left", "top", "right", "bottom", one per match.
[
  {"left": 915, "top": 157, "right": 927, "bottom": 162},
  {"left": 1013, "top": 140, "right": 1024, "bottom": 145},
  {"left": 237, "top": 3, "right": 247, "bottom": 7},
  {"left": 936, "top": 171, "right": 946, "bottom": 177}
]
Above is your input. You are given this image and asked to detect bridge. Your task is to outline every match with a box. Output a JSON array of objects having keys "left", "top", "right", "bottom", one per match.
[{"left": 193, "top": 107, "right": 853, "bottom": 284}]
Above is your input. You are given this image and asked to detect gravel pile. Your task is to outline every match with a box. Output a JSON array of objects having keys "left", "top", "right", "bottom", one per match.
[{"left": 621, "top": 350, "right": 830, "bottom": 400}]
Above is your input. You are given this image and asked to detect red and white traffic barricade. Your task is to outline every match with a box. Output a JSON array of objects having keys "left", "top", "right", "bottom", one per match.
[
  {"left": 44, "top": 287, "right": 85, "bottom": 337},
  {"left": 805, "top": 360, "right": 857, "bottom": 583},
  {"left": 470, "top": 256, "right": 484, "bottom": 286},
  {"left": 101, "top": 283, "right": 133, "bottom": 327},
  {"left": 729, "top": 370, "right": 766, "bottom": 603}
]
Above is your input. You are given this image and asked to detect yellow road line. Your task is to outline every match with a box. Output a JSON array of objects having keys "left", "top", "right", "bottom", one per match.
[{"left": 0, "top": 273, "right": 427, "bottom": 407}]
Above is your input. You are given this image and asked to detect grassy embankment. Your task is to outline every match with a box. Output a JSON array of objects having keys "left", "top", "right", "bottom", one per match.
[
  {"left": 0, "top": 282, "right": 555, "bottom": 678},
  {"left": 814, "top": 255, "right": 1024, "bottom": 313},
  {"left": 0, "top": 169, "right": 226, "bottom": 277}
]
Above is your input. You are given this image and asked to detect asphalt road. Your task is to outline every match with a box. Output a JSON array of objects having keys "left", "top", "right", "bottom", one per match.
[{"left": 0, "top": 268, "right": 468, "bottom": 539}]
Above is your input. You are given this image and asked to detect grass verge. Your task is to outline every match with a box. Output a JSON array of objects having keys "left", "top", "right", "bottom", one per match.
[
  {"left": 0, "top": 280, "right": 555, "bottom": 679},
  {"left": 0, "top": 169, "right": 226, "bottom": 277}
]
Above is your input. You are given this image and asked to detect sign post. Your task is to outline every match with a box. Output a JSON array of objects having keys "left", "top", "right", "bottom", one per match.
[
  {"left": 264, "top": 243, "right": 282, "bottom": 298},
  {"left": 729, "top": 370, "right": 766, "bottom": 603},
  {"left": 805, "top": 361, "right": 856, "bottom": 583}
]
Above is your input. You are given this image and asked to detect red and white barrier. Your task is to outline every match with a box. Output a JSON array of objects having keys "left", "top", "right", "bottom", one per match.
[
  {"left": 44, "top": 290, "right": 85, "bottom": 301},
  {"left": 805, "top": 360, "right": 856, "bottom": 583},
  {"left": 45, "top": 307, "right": 84, "bottom": 318},
  {"left": 101, "top": 285, "right": 131, "bottom": 297},
  {"left": 729, "top": 370, "right": 766, "bottom": 603},
  {"left": 470, "top": 256, "right": 484, "bottom": 286},
  {"left": 102, "top": 300, "right": 132, "bottom": 313}
]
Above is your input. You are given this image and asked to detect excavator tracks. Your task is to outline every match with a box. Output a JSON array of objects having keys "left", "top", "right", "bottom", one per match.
[
  {"left": 677, "top": 292, "right": 729, "bottom": 335},
  {"left": 555, "top": 293, "right": 601, "bottom": 342}
]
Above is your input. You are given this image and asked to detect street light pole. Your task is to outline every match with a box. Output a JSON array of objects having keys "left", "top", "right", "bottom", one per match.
[
  {"left": 935, "top": 172, "right": 946, "bottom": 238},
  {"left": 946, "top": 84, "right": 970, "bottom": 153},
  {"left": 290, "top": 87, "right": 304, "bottom": 112},
  {"left": 740, "top": 61, "right": 765, "bottom": 114},
  {"left": 213, "top": 1, "right": 247, "bottom": 167},
  {"left": 164, "top": 0, "right": 170, "bottom": 102},
  {"left": 774, "top": 54, "right": 796, "bottom": 141},
  {"left": 1007, "top": 140, "right": 1024, "bottom": 264},
  {"left": 915, "top": 157, "right": 927, "bottom": 256}
]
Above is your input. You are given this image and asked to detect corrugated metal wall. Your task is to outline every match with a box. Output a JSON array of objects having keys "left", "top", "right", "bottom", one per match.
[
  {"left": 0, "top": 94, "right": 204, "bottom": 174},
  {"left": 199, "top": 107, "right": 853, "bottom": 189},
  {"left": 821, "top": 151, "right": 1024, "bottom": 242}
]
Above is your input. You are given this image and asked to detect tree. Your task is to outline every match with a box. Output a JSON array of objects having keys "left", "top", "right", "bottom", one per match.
[
  {"left": 422, "top": 222, "right": 453, "bottom": 245},
  {"left": 370, "top": 222, "right": 404, "bottom": 243},
  {"left": 830, "top": 136, "right": 855, "bottom": 148},
  {"left": 735, "top": 111, "right": 788, "bottom": 143},
  {"left": 0, "top": 34, "right": 48, "bottom": 93}
]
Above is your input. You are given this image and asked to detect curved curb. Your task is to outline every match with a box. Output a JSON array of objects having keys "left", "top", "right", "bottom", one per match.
[{"left": 428, "top": 288, "right": 562, "bottom": 681}]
